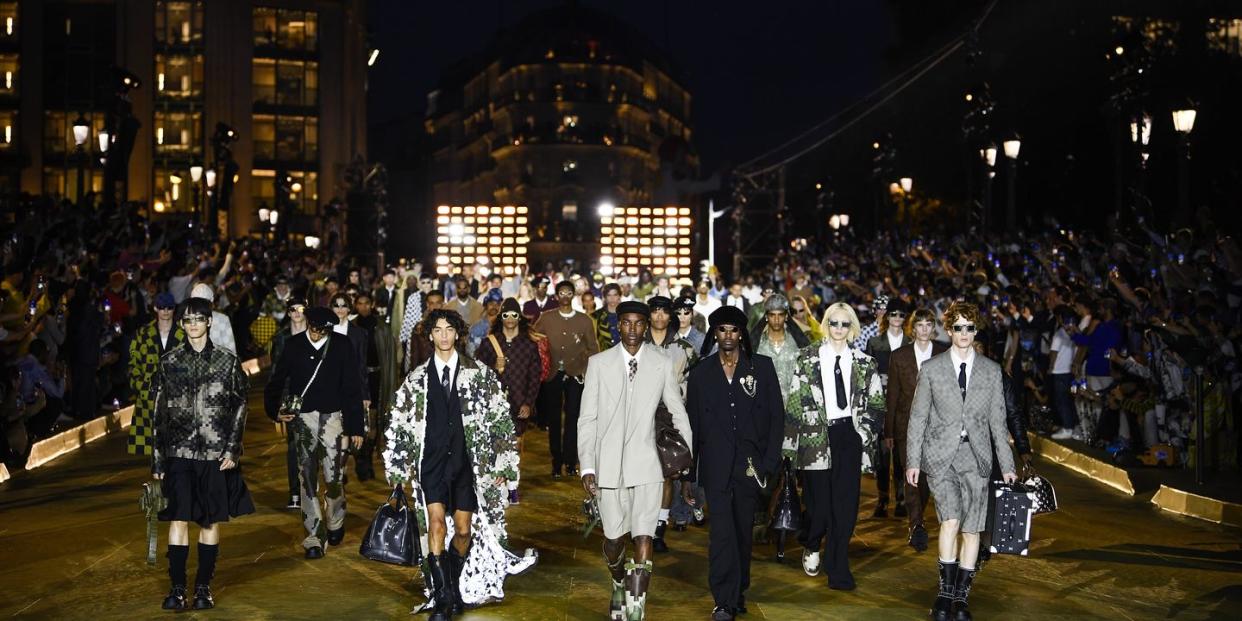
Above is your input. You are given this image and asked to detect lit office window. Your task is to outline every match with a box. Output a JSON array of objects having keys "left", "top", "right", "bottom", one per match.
[
  {"left": 155, "top": 1, "right": 204, "bottom": 45},
  {"left": 155, "top": 54, "right": 204, "bottom": 98},
  {"left": 253, "top": 8, "right": 318, "bottom": 52}
]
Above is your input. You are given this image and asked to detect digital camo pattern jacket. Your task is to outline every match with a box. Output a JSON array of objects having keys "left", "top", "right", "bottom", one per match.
[
  {"left": 150, "top": 342, "right": 249, "bottom": 476},
  {"left": 781, "top": 345, "right": 884, "bottom": 473},
  {"left": 383, "top": 354, "right": 533, "bottom": 610}
]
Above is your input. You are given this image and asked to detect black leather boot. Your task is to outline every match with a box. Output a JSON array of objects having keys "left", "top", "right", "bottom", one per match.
[
  {"left": 191, "top": 584, "right": 214, "bottom": 610},
  {"left": 652, "top": 521, "right": 669, "bottom": 553},
  {"left": 930, "top": 560, "right": 957, "bottom": 621},
  {"left": 161, "top": 586, "right": 187, "bottom": 610},
  {"left": 447, "top": 542, "right": 470, "bottom": 615},
  {"left": 426, "top": 554, "right": 453, "bottom": 621},
  {"left": 952, "top": 567, "right": 976, "bottom": 621}
]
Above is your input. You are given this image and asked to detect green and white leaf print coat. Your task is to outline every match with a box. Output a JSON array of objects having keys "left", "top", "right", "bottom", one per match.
[
  {"left": 383, "top": 354, "right": 534, "bottom": 611},
  {"left": 781, "top": 345, "right": 885, "bottom": 473}
]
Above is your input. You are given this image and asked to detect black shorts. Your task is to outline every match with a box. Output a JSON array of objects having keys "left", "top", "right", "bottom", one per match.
[
  {"left": 159, "top": 457, "right": 255, "bottom": 528},
  {"left": 421, "top": 456, "right": 478, "bottom": 513}
]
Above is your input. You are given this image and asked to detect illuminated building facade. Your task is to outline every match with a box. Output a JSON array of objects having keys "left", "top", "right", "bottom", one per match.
[{"left": 424, "top": 5, "right": 697, "bottom": 266}]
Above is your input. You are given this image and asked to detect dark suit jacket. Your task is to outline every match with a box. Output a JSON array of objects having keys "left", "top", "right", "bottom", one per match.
[
  {"left": 342, "top": 322, "right": 370, "bottom": 397},
  {"left": 264, "top": 332, "right": 365, "bottom": 435},
  {"left": 886, "top": 341, "right": 948, "bottom": 444},
  {"left": 866, "top": 331, "right": 913, "bottom": 376},
  {"left": 686, "top": 352, "right": 784, "bottom": 491}
]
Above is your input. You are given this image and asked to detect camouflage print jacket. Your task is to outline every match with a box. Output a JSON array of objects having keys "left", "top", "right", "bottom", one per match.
[
  {"left": 782, "top": 343, "right": 885, "bottom": 473},
  {"left": 151, "top": 341, "right": 250, "bottom": 475}
]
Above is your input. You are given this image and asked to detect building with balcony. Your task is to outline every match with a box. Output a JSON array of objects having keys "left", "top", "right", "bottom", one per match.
[
  {"left": 0, "top": 0, "right": 366, "bottom": 238},
  {"left": 424, "top": 5, "right": 696, "bottom": 267}
]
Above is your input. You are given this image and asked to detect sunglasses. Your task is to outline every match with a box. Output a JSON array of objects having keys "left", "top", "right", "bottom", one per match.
[
  {"left": 889, "top": 312, "right": 907, "bottom": 319},
  {"left": 500, "top": 311, "right": 519, "bottom": 319},
  {"left": 951, "top": 324, "right": 978, "bottom": 334},
  {"left": 308, "top": 325, "right": 329, "bottom": 333},
  {"left": 289, "top": 305, "right": 306, "bottom": 313},
  {"left": 675, "top": 309, "right": 692, "bottom": 315},
  {"left": 181, "top": 316, "right": 208, "bottom": 325},
  {"left": 331, "top": 303, "right": 350, "bottom": 309},
  {"left": 156, "top": 305, "right": 175, "bottom": 311},
  {"left": 826, "top": 320, "right": 851, "bottom": 328}
]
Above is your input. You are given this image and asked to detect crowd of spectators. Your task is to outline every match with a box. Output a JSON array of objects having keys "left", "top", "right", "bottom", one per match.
[{"left": 2, "top": 196, "right": 1236, "bottom": 484}]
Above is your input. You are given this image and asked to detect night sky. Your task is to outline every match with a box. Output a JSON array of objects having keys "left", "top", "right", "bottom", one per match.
[{"left": 366, "top": 0, "right": 895, "bottom": 174}]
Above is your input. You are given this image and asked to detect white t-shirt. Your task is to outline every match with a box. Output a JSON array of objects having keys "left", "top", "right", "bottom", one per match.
[{"left": 1050, "top": 328, "right": 1076, "bottom": 375}]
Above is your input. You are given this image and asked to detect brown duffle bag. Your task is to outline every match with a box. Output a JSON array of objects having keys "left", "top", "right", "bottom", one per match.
[{"left": 654, "top": 404, "right": 692, "bottom": 478}]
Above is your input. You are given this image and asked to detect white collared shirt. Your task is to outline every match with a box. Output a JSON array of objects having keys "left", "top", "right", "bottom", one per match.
[
  {"left": 887, "top": 330, "right": 904, "bottom": 352},
  {"left": 433, "top": 350, "right": 459, "bottom": 389},
  {"left": 950, "top": 347, "right": 976, "bottom": 389},
  {"left": 913, "top": 340, "right": 935, "bottom": 370},
  {"left": 333, "top": 321, "right": 349, "bottom": 335},
  {"left": 726, "top": 295, "right": 747, "bottom": 309},
  {"left": 818, "top": 341, "right": 854, "bottom": 420},
  {"left": 307, "top": 332, "right": 328, "bottom": 350},
  {"left": 621, "top": 345, "right": 643, "bottom": 382}
]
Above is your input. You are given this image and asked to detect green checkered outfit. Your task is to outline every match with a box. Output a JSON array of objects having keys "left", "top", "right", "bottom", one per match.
[{"left": 127, "top": 321, "right": 183, "bottom": 455}]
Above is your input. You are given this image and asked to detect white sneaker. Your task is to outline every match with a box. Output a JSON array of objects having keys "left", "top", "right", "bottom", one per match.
[
  {"left": 1050, "top": 428, "right": 1073, "bottom": 440},
  {"left": 802, "top": 549, "right": 821, "bottom": 576}
]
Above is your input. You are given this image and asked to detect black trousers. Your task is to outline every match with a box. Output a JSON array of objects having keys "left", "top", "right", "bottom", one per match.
[
  {"left": 895, "top": 434, "right": 931, "bottom": 529},
  {"left": 802, "top": 423, "right": 862, "bottom": 587},
  {"left": 873, "top": 434, "right": 905, "bottom": 506},
  {"left": 706, "top": 476, "right": 758, "bottom": 610},
  {"left": 538, "top": 371, "right": 583, "bottom": 471}
]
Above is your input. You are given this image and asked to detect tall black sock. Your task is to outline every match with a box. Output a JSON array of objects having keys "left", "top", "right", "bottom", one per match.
[
  {"left": 195, "top": 543, "right": 219, "bottom": 587},
  {"left": 166, "top": 544, "right": 189, "bottom": 588}
]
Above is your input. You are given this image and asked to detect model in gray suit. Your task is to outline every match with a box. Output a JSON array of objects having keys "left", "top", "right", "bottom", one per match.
[
  {"left": 579, "top": 301, "right": 693, "bottom": 621},
  {"left": 906, "top": 303, "right": 1016, "bottom": 621}
]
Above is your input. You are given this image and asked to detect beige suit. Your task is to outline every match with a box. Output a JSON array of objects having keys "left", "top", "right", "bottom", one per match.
[{"left": 579, "top": 343, "right": 692, "bottom": 538}]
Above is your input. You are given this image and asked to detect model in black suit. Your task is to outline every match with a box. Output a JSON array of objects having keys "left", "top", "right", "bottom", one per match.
[{"left": 685, "top": 307, "right": 784, "bottom": 621}]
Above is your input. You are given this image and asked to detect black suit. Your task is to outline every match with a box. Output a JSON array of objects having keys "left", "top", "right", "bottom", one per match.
[
  {"left": 687, "top": 352, "right": 784, "bottom": 612},
  {"left": 865, "top": 331, "right": 912, "bottom": 509},
  {"left": 264, "top": 332, "right": 365, "bottom": 435}
]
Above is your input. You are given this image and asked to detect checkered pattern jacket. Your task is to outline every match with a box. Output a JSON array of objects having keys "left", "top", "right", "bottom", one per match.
[
  {"left": 151, "top": 341, "right": 250, "bottom": 475},
  {"left": 127, "top": 321, "right": 183, "bottom": 455}
]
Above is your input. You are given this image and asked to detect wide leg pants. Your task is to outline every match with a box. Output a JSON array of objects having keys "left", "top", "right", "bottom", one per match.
[
  {"left": 802, "top": 423, "right": 862, "bottom": 588},
  {"left": 295, "top": 410, "right": 348, "bottom": 549},
  {"left": 705, "top": 476, "right": 758, "bottom": 610}
]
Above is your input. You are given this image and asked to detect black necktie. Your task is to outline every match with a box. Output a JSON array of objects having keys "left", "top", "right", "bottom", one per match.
[
  {"left": 441, "top": 365, "right": 451, "bottom": 391},
  {"left": 958, "top": 362, "right": 967, "bottom": 401},
  {"left": 834, "top": 355, "right": 848, "bottom": 409}
]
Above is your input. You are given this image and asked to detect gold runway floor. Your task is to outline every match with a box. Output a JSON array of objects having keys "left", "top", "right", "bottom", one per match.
[{"left": 2, "top": 384, "right": 1240, "bottom": 620}]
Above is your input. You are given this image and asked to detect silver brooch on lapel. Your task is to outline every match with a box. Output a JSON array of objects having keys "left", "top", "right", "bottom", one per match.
[{"left": 741, "top": 374, "right": 757, "bottom": 397}]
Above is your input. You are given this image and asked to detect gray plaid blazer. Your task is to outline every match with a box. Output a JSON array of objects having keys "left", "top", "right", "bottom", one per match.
[{"left": 905, "top": 351, "right": 1015, "bottom": 478}]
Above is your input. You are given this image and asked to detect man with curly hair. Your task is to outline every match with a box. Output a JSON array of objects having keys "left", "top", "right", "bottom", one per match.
[
  {"left": 906, "top": 302, "right": 1016, "bottom": 621},
  {"left": 384, "top": 308, "right": 532, "bottom": 620}
]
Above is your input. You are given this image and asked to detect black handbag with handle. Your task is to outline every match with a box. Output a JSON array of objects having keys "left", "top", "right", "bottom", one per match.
[
  {"left": 359, "top": 486, "right": 421, "bottom": 566},
  {"left": 654, "top": 404, "right": 693, "bottom": 478}
]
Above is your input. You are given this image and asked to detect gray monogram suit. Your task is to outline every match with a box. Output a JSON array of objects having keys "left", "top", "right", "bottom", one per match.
[
  {"left": 906, "top": 351, "right": 1014, "bottom": 532},
  {"left": 579, "top": 343, "right": 692, "bottom": 538}
]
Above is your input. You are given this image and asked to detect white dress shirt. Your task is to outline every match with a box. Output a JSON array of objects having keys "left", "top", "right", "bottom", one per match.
[
  {"left": 307, "top": 332, "right": 328, "bottom": 350},
  {"left": 433, "top": 350, "right": 459, "bottom": 388},
  {"left": 913, "top": 341, "right": 935, "bottom": 370},
  {"left": 818, "top": 342, "right": 854, "bottom": 420},
  {"left": 887, "top": 330, "right": 904, "bottom": 353},
  {"left": 725, "top": 295, "right": 747, "bottom": 310},
  {"left": 621, "top": 346, "right": 643, "bottom": 382}
]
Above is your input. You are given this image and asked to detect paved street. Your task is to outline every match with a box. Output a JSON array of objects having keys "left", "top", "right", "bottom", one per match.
[{"left": 1, "top": 382, "right": 1239, "bottom": 620}]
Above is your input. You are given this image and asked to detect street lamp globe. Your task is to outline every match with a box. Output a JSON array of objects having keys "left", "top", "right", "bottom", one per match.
[
  {"left": 190, "top": 164, "right": 203, "bottom": 183},
  {"left": 269, "top": 210, "right": 279, "bottom": 225},
  {"left": 829, "top": 215, "right": 841, "bottom": 230},
  {"left": 839, "top": 214, "right": 850, "bottom": 227},
  {"left": 205, "top": 169, "right": 216, "bottom": 188},
  {"left": 1172, "top": 108, "right": 1197, "bottom": 134},
  {"left": 1003, "top": 136, "right": 1022, "bottom": 159},
  {"left": 72, "top": 114, "right": 90, "bottom": 146},
  {"left": 98, "top": 130, "right": 110, "bottom": 153},
  {"left": 899, "top": 177, "right": 913, "bottom": 193},
  {"left": 981, "top": 143, "right": 998, "bottom": 167},
  {"left": 258, "top": 207, "right": 270, "bottom": 224}
]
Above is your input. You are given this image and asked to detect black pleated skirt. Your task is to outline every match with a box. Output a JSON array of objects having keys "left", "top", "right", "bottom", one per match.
[{"left": 159, "top": 457, "right": 256, "bottom": 527}]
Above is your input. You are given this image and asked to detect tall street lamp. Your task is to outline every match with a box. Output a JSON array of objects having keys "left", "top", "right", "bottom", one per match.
[
  {"left": 190, "top": 162, "right": 204, "bottom": 224},
  {"left": 1172, "top": 106, "right": 1196, "bottom": 227},
  {"left": 979, "top": 143, "right": 997, "bottom": 232},
  {"left": 1002, "top": 134, "right": 1021, "bottom": 230},
  {"left": 72, "top": 114, "right": 89, "bottom": 206}
]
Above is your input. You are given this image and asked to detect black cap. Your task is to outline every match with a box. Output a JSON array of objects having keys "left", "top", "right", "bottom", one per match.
[
  {"left": 886, "top": 298, "right": 910, "bottom": 315},
  {"left": 616, "top": 301, "right": 650, "bottom": 318},
  {"left": 709, "top": 306, "right": 748, "bottom": 330},
  {"left": 647, "top": 295, "right": 674, "bottom": 310},
  {"left": 672, "top": 297, "right": 695, "bottom": 312},
  {"left": 305, "top": 307, "right": 335, "bottom": 329}
]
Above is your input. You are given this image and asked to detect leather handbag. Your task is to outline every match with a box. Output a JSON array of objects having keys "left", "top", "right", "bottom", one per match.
[
  {"left": 359, "top": 486, "right": 421, "bottom": 566},
  {"left": 1022, "top": 472, "right": 1058, "bottom": 515},
  {"left": 654, "top": 404, "right": 692, "bottom": 478},
  {"left": 768, "top": 458, "right": 802, "bottom": 532}
]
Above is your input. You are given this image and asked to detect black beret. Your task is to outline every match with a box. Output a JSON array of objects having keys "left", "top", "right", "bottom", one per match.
[
  {"left": 616, "top": 301, "right": 650, "bottom": 318},
  {"left": 672, "top": 297, "right": 696, "bottom": 312},
  {"left": 647, "top": 295, "right": 674, "bottom": 310},
  {"left": 709, "top": 306, "right": 748, "bottom": 330},
  {"left": 305, "top": 307, "right": 336, "bottom": 329}
]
